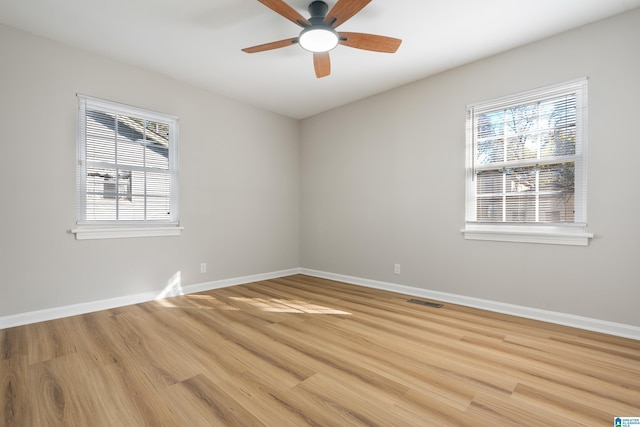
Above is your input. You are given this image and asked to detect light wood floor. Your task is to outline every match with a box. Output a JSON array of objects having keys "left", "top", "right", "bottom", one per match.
[{"left": 2, "top": 274, "right": 639, "bottom": 426}]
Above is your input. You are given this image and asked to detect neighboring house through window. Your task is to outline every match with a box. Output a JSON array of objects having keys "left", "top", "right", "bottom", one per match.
[
  {"left": 462, "top": 79, "right": 592, "bottom": 245},
  {"left": 72, "top": 95, "right": 181, "bottom": 240}
]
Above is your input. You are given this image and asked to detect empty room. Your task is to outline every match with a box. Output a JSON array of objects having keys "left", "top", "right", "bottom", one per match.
[{"left": 1, "top": 1, "right": 639, "bottom": 425}]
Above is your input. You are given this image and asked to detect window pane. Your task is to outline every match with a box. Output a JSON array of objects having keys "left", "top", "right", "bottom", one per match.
[
  {"left": 117, "top": 116, "right": 143, "bottom": 142},
  {"left": 118, "top": 196, "right": 145, "bottom": 221},
  {"left": 540, "top": 125, "right": 576, "bottom": 158},
  {"left": 86, "top": 110, "right": 116, "bottom": 163},
  {"left": 539, "top": 163, "right": 575, "bottom": 223},
  {"left": 539, "top": 163, "right": 574, "bottom": 193},
  {"left": 147, "top": 197, "right": 171, "bottom": 220},
  {"left": 504, "top": 167, "right": 536, "bottom": 222},
  {"left": 116, "top": 170, "right": 132, "bottom": 201},
  {"left": 145, "top": 142, "right": 169, "bottom": 169},
  {"left": 506, "top": 135, "right": 538, "bottom": 162},
  {"left": 504, "top": 105, "right": 538, "bottom": 136},
  {"left": 86, "top": 167, "right": 117, "bottom": 198},
  {"left": 505, "top": 194, "right": 536, "bottom": 222},
  {"left": 543, "top": 95, "right": 576, "bottom": 130},
  {"left": 146, "top": 172, "right": 171, "bottom": 197},
  {"left": 117, "top": 140, "right": 144, "bottom": 167},
  {"left": 146, "top": 120, "right": 170, "bottom": 139},
  {"left": 130, "top": 170, "right": 145, "bottom": 195},
  {"left": 476, "top": 170, "right": 503, "bottom": 195},
  {"left": 477, "top": 197, "right": 503, "bottom": 222},
  {"left": 539, "top": 194, "right": 574, "bottom": 222},
  {"left": 85, "top": 166, "right": 118, "bottom": 221},
  {"left": 477, "top": 112, "right": 504, "bottom": 139},
  {"left": 477, "top": 138, "right": 504, "bottom": 165},
  {"left": 85, "top": 196, "right": 117, "bottom": 221},
  {"left": 505, "top": 167, "right": 536, "bottom": 194}
]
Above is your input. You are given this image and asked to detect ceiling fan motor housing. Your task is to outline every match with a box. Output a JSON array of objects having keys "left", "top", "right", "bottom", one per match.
[{"left": 308, "top": 1, "right": 329, "bottom": 24}]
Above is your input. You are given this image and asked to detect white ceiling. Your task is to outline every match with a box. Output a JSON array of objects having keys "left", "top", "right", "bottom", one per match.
[{"left": 1, "top": 0, "right": 639, "bottom": 119}]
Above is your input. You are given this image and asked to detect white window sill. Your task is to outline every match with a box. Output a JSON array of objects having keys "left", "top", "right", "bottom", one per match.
[
  {"left": 70, "top": 225, "right": 184, "bottom": 240},
  {"left": 461, "top": 223, "right": 593, "bottom": 246}
]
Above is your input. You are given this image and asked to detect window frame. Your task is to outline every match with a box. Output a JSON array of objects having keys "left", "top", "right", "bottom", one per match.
[
  {"left": 72, "top": 94, "right": 182, "bottom": 240},
  {"left": 461, "top": 79, "right": 593, "bottom": 246}
]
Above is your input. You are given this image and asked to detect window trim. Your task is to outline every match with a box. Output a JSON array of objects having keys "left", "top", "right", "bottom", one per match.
[
  {"left": 461, "top": 78, "right": 592, "bottom": 246},
  {"left": 70, "top": 225, "right": 184, "bottom": 240},
  {"left": 73, "top": 94, "right": 181, "bottom": 240},
  {"left": 461, "top": 223, "right": 593, "bottom": 246}
]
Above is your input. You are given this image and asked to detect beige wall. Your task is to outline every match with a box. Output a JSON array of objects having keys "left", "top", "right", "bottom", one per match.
[
  {"left": 300, "top": 9, "right": 640, "bottom": 327},
  {"left": 2, "top": 8, "right": 639, "bottom": 329},
  {"left": 0, "top": 24, "right": 300, "bottom": 317}
]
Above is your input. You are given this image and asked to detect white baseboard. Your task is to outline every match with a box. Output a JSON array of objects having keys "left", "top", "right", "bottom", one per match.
[
  {"left": 0, "top": 268, "right": 301, "bottom": 329},
  {"left": 3, "top": 267, "right": 639, "bottom": 341},
  {"left": 300, "top": 268, "right": 640, "bottom": 341}
]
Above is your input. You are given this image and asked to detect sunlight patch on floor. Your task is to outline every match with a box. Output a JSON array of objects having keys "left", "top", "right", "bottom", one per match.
[
  {"left": 185, "top": 294, "right": 239, "bottom": 311},
  {"left": 230, "top": 297, "right": 351, "bottom": 314},
  {"left": 154, "top": 290, "right": 240, "bottom": 310}
]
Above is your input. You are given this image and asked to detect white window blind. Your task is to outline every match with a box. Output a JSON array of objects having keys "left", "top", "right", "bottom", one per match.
[
  {"left": 462, "top": 79, "right": 592, "bottom": 245},
  {"left": 74, "top": 95, "right": 180, "bottom": 239}
]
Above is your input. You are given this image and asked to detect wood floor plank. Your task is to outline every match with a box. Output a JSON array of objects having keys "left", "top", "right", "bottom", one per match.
[
  {"left": 509, "top": 382, "right": 628, "bottom": 426},
  {"left": 206, "top": 371, "right": 315, "bottom": 427},
  {"left": 164, "top": 374, "right": 267, "bottom": 427},
  {"left": 467, "top": 390, "right": 575, "bottom": 427},
  {"left": 2, "top": 274, "right": 639, "bottom": 426},
  {"left": 1, "top": 357, "right": 30, "bottom": 427},
  {"left": 24, "top": 319, "right": 77, "bottom": 365}
]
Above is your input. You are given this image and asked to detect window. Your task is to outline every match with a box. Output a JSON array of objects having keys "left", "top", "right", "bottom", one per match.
[
  {"left": 72, "top": 95, "right": 181, "bottom": 240},
  {"left": 462, "top": 79, "right": 592, "bottom": 245}
]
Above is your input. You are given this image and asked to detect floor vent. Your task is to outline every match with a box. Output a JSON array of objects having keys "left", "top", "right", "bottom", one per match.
[{"left": 407, "top": 299, "right": 443, "bottom": 308}]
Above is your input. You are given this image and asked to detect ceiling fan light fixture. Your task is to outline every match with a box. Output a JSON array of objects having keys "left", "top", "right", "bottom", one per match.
[
  {"left": 242, "top": 0, "right": 402, "bottom": 78},
  {"left": 298, "top": 26, "right": 339, "bottom": 52}
]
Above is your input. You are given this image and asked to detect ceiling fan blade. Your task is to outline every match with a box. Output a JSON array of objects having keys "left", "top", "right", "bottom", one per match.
[
  {"left": 324, "top": 0, "right": 371, "bottom": 28},
  {"left": 242, "top": 37, "right": 298, "bottom": 53},
  {"left": 338, "top": 32, "right": 402, "bottom": 53},
  {"left": 313, "top": 52, "right": 331, "bottom": 78},
  {"left": 257, "top": 0, "right": 311, "bottom": 27}
]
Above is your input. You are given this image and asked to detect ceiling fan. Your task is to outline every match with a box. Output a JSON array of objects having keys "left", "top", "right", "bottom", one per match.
[{"left": 242, "top": 0, "right": 402, "bottom": 78}]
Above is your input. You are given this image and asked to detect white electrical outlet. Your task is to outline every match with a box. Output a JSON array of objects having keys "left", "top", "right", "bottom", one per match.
[
  {"left": 200, "top": 263, "right": 207, "bottom": 273},
  {"left": 394, "top": 264, "right": 401, "bottom": 274}
]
